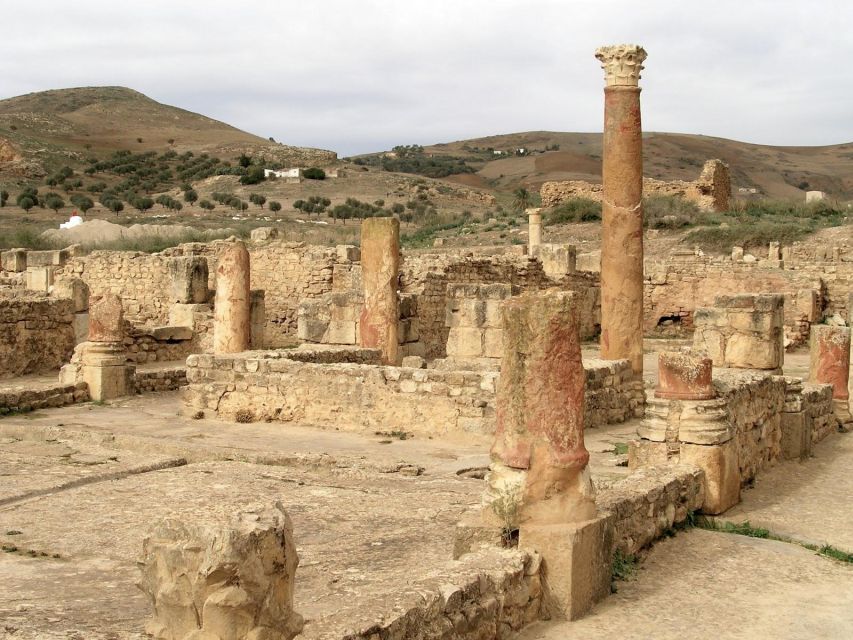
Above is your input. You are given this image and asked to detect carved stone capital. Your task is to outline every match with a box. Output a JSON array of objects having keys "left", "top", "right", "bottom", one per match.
[{"left": 595, "top": 44, "right": 647, "bottom": 87}]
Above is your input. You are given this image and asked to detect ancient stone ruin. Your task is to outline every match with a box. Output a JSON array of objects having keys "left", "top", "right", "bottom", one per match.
[{"left": 1, "top": 41, "right": 852, "bottom": 640}]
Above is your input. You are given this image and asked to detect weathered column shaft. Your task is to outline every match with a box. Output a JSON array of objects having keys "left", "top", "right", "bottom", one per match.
[
  {"left": 489, "top": 291, "right": 595, "bottom": 526},
  {"left": 213, "top": 241, "right": 251, "bottom": 354},
  {"left": 810, "top": 325, "right": 851, "bottom": 401},
  {"left": 527, "top": 207, "right": 542, "bottom": 251},
  {"left": 359, "top": 217, "right": 400, "bottom": 365},
  {"left": 596, "top": 44, "right": 647, "bottom": 376}
]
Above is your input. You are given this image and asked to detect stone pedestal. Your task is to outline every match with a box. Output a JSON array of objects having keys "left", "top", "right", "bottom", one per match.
[
  {"left": 519, "top": 517, "right": 612, "bottom": 621},
  {"left": 82, "top": 342, "right": 132, "bottom": 401},
  {"left": 25, "top": 266, "right": 55, "bottom": 292},
  {"left": 809, "top": 325, "right": 852, "bottom": 425},
  {"left": 527, "top": 207, "right": 542, "bottom": 251},
  {"left": 655, "top": 351, "right": 715, "bottom": 400},
  {"left": 359, "top": 217, "right": 400, "bottom": 365},
  {"left": 1, "top": 248, "right": 27, "bottom": 272},
  {"left": 532, "top": 244, "right": 577, "bottom": 279},
  {"left": 596, "top": 44, "right": 647, "bottom": 377},
  {"left": 139, "top": 504, "right": 303, "bottom": 640},
  {"left": 213, "top": 242, "right": 251, "bottom": 354}
]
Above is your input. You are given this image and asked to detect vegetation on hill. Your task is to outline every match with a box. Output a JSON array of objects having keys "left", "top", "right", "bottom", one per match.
[{"left": 350, "top": 145, "right": 476, "bottom": 179}]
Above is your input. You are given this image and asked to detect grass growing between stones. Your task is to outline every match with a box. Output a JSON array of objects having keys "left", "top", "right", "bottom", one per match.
[
  {"left": 611, "top": 550, "right": 639, "bottom": 592},
  {"left": 695, "top": 516, "right": 853, "bottom": 564}
]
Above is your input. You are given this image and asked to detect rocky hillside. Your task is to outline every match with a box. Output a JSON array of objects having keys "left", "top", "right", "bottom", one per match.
[{"left": 0, "top": 87, "right": 336, "bottom": 183}]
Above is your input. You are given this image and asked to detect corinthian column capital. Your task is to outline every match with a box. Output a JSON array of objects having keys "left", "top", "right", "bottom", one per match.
[{"left": 595, "top": 44, "right": 647, "bottom": 87}]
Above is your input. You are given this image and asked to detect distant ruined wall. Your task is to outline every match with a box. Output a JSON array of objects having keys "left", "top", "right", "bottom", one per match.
[{"left": 541, "top": 159, "right": 731, "bottom": 212}]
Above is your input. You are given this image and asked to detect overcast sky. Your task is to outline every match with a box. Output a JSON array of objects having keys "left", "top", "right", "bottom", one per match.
[{"left": 2, "top": 1, "right": 851, "bottom": 156}]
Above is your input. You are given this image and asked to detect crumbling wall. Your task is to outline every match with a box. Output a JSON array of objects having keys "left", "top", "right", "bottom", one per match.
[
  {"left": 184, "top": 353, "right": 641, "bottom": 434},
  {"left": 0, "top": 292, "right": 76, "bottom": 378},
  {"left": 541, "top": 160, "right": 731, "bottom": 212}
]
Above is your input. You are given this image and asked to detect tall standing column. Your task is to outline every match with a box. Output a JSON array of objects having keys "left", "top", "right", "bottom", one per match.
[
  {"left": 595, "top": 44, "right": 647, "bottom": 376},
  {"left": 810, "top": 325, "right": 852, "bottom": 425},
  {"left": 213, "top": 241, "right": 251, "bottom": 353},
  {"left": 359, "top": 217, "right": 400, "bottom": 365},
  {"left": 527, "top": 207, "right": 542, "bottom": 252}
]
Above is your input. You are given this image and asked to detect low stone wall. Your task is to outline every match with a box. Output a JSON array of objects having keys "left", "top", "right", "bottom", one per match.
[
  {"left": 336, "top": 547, "right": 541, "bottom": 640},
  {"left": 184, "top": 353, "right": 642, "bottom": 434},
  {"left": 133, "top": 367, "right": 188, "bottom": 394},
  {"left": 0, "top": 382, "right": 89, "bottom": 415},
  {"left": 598, "top": 464, "right": 705, "bottom": 556},
  {"left": 0, "top": 292, "right": 76, "bottom": 378}
]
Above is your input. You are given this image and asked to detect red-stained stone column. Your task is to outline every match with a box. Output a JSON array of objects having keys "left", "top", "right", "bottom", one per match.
[
  {"left": 82, "top": 293, "right": 129, "bottom": 401},
  {"left": 488, "top": 290, "right": 595, "bottom": 526},
  {"left": 655, "top": 351, "right": 715, "bottom": 400},
  {"left": 596, "top": 44, "right": 647, "bottom": 376},
  {"left": 213, "top": 241, "right": 251, "bottom": 354},
  {"left": 810, "top": 325, "right": 852, "bottom": 424},
  {"left": 359, "top": 217, "right": 400, "bottom": 365}
]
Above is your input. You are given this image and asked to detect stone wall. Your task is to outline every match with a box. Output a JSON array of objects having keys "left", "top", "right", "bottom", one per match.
[
  {"left": 133, "top": 367, "right": 188, "bottom": 394},
  {"left": 0, "top": 292, "right": 76, "bottom": 378},
  {"left": 598, "top": 464, "right": 705, "bottom": 556},
  {"left": 0, "top": 381, "right": 89, "bottom": 414},
  {"left": 646, "top": 255, "right": 822, "bottom": 348},
  {"left": 541, "top": 159, "right": 731, "bottom": 212},
  {"left": 184, "top": 353, "right": 641, "bottom": 434}
]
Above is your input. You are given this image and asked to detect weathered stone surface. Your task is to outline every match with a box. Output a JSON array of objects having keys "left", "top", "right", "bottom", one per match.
[
  {"left": 655, "top": 351, "right": 714, "bottom": 400},
  {"left": 52, "top": 277, "right": 90, "bottom": 313},
  {"left": 489, "top": 290, "right": 595, "bottom": 527},
  {"left": 598, "top": 44, "right": 645, "bottom": 376},
  {"left": 250, "top": 289, "right": 265, "bottom": 349},
  {"left": 532, "top": 243, "right": 577, "bottom": 279},
  {"left": 88, "top": 293, "right": 124, "bottom": 343},
  {"left": 359, "top": 217, "right": 400, "bottom": 365},
  {"left": 692, "top": 294, "right": 784, "bottom": 370},
  {"left": 250, "top": 227, "right": 279, "bottom": 242},
  {"left": 169, "top": 256, "right": 209, "bottom": 304},
  {"left": 139, "top": 503, "right": 303, "bottom": 640},
  {"left": 679, "top": 440, "right": 740, "bottom": 515},
  {"left": 1, "top": 248, "right": 27, "bottom": 272},
  {"left": 81, "top": 341, "right": 132, "bottom": 401},
  {"left": 809, "top": 325, "right": 850, "bottom": 401},
  {"left": 25, "top": 266, "right": 55, "bottom": 292},
  {"left": 213, "top": 242, "right": 251, "bottom": 354}
]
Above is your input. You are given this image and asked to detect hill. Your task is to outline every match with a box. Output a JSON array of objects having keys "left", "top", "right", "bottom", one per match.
[
  {"left": 356, "top": 131, "right": 853, "bottom": 201},
  {"left": 0, "top": 86, "right": 335, "bottom": 182}
]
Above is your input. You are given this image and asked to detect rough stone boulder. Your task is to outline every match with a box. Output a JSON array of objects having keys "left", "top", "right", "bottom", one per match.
[{"left": 138, "top": 503, "right": 303, "bottom": 640}]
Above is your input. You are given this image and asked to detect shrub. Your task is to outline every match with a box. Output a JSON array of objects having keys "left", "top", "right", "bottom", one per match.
[
  {"left": 198, "top": 200, "right": 215, "bottom": 211},
  {"left": 44, "top": 195, "right": 65, "bottom": 213},
  {"left": 303, "top": 167, "right": 326, "bottom": 180},
  {"left": 70, "top": 194, "right": 94, "bottom": 213},
  {"left": 249, "top": 193, "right": 266, "bottom": 208},
  {"left": 545, "top": 198, "right": 602, "bottom": 225},
  {"left": 0, "top": 190, "right": 8, "bottom": 207},
  {"left": 184, "top": 189, "right": 198, "bottom": 204},
  {"left": 18, "top": 196, "right": 35, "bottom": 212},
  {"left": 269, "top": 201, "right": 282, "bottom": 213},
  {"left": 239, "top": 166, "right": 265, "bottom": 185},
  {"left": 644, "top": 195, "right": 701, "bottom": 229}
]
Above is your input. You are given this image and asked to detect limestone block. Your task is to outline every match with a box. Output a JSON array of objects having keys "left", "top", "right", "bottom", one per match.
[
  {"left": 72, "top": 313, "right": 89, "bottom": 346},
  {"left": 627, "top": 439, "right": 668, "bottom": 469},
  {"left": 25, "top": 266, "right": 55, "bottom": 292},
  {"left": 170, "top": 303, "right": 211, "bottom": 328},
  {"left": 446, "top": 327, "right": 484, "bottom": 358},
  {"left": 169, "top": 256, "right": 210, "bottom": 304},
  {"left": 139, "top": 503, "right": 303, "bottom": 640},
  {"left": 336, "top": 244, "right": 360, "bottom": 262},
  {"left": 533, "top": 244, "right": 577, "bottom": 279},
  {"left": 446, "top": 298, "right": 486, "bottom": 328},
  {"left": 149, "top": 326, "right": 194, "bottom": 341},
  {"left": 1, "top": 248, "right": 27, "bottom": 272},
  {"left": 483, "top": 328, "right": 503, "bottom": 358},
  {"left": 731, "top": 246, "right": 744, "bottom": 262},
  {"left": 52, "top": 277, "right": 90, "bottom": 312},
  {"left": 327, "top": 320, "right": 357, "bottom": 344},
  {"left": 81, "top": 342, "right": 131, "bottom": 402},
  {"left": 250, "top": 226, "right": 279, "bottom": 242},
  {"left": 679, "top": 440, "right": 740, "bottom": 514},
  {"left": 401, "top": 355, "right": 426, "bottom": 369},
  {"left": 519, "top": 516, "right": 612, "bottom": 621},
  {"left": 26, "top": 249, "right": 67, "bottom": 267},
  {"left": 780, "top": 412, "right": 811, "bottom": 461}
]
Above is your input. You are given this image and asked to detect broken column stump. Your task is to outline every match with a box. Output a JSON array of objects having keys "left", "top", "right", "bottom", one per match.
[
  {"left": 359, "top": 217, "right": 400, "bottom": 365},
  {"left": 809, "top": 324, "right": 852, "bottom": 427},
  {"left": 213, "top": 241, "right": 251, "bottom": 354},
  {"left": 138, "top": 503, "right": 303, "bottom": 640}
]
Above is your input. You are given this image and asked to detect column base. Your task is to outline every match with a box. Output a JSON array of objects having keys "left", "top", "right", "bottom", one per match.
[
  {"left": 519, "top": 515, "right": 613, "bottom": 621},
  {"left": 834, "top": 398, "right": 853, "bottom": 431},
  {"left": 82, "top": 342, "right": 133, "bottom": 402}
]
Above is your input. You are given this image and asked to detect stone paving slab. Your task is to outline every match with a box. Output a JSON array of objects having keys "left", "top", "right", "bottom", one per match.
[
  {"left": 520, "top": 528, "right": 853, "bottom": 640},
  {"left": 718, "top": 430, "right": 853, "bottom": 552},
  {"left": 0, "top": 433, "right": 185, "bottom": 506},
  {"left": 0, "top": 460, "right": 484, "bottom": 638}
]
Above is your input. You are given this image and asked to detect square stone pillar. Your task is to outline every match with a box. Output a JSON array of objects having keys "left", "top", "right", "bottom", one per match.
[
  {"left": 1, "top": 248, "right": 27, "bottom": 272},
  {"left": 169, "top": 256, "right": 209, "bottom": 304},
  {"left": 25, "top": 266, "right": 55, "bottom": 292},
  {"left": 359, "top": 217, "right": 400, "bottom": 365}
]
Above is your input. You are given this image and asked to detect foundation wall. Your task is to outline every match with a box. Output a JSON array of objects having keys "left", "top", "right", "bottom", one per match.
[
  {"left": 0, "top": 293, "right": 76, "bottom": 378},
  {"left": 184, "top": 353, "right": 641, "bottom": 434}
]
